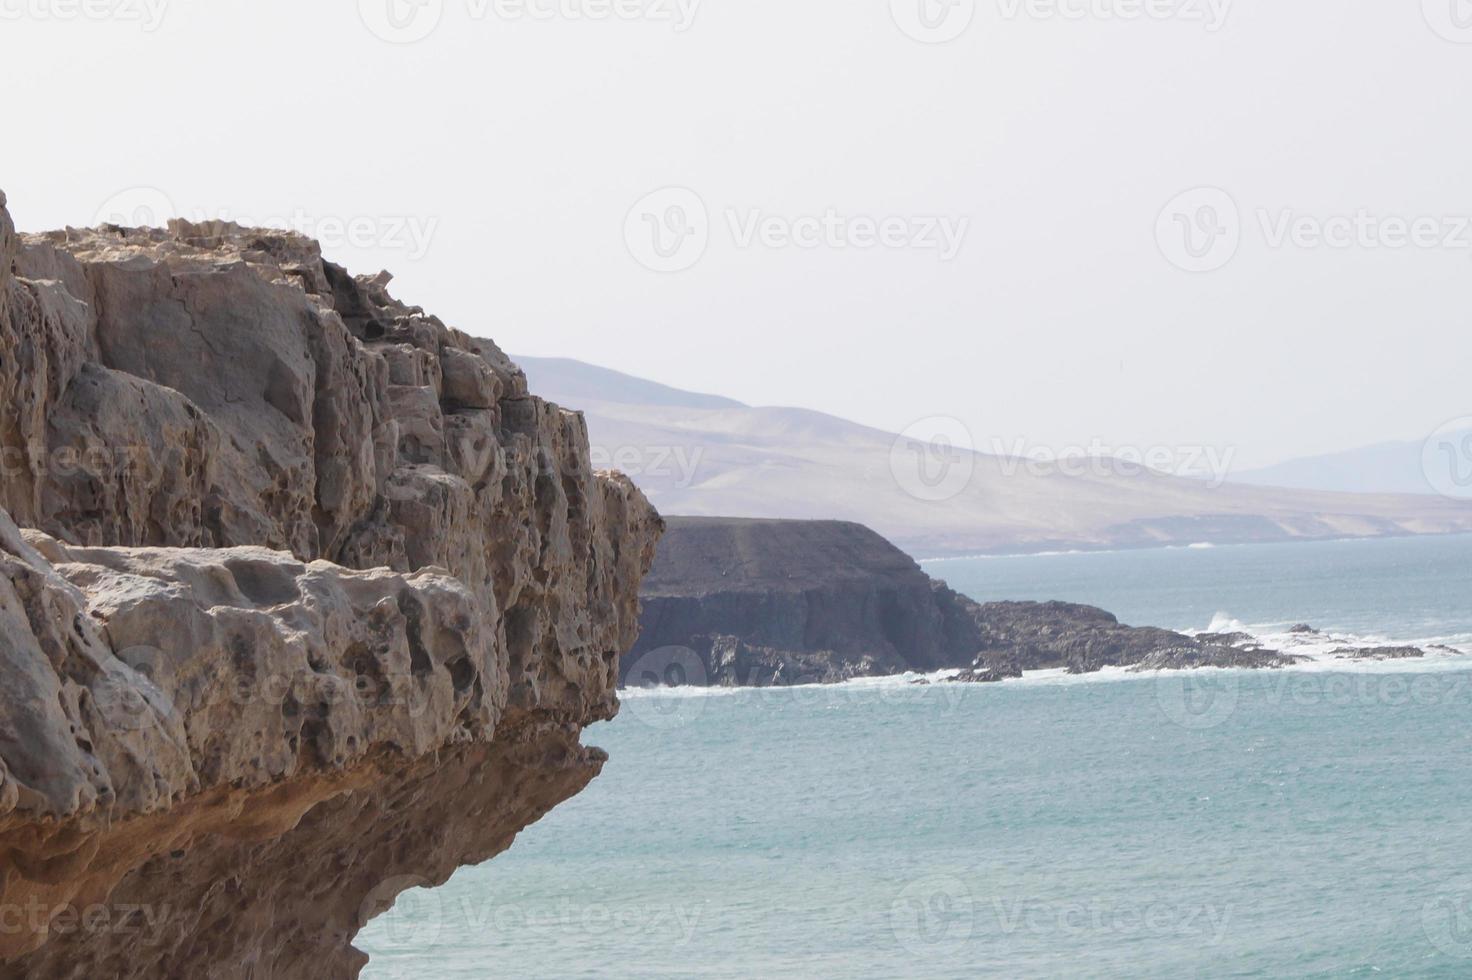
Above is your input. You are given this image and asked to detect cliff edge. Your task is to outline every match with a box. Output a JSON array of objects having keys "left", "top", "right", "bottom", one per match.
[
  {"left": 629, "top": 518, "right": 979, "bottom": 684},
  {"left": 0, "top": 191, "right": 661, "bottom": 977}
]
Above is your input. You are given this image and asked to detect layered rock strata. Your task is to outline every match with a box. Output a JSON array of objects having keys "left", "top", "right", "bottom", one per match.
[
  {"left": 0, "top": 192, "right": 661, "bottom": 977},
  {"left": 627, "top": 518, "right": 982, "bottom": 685}
]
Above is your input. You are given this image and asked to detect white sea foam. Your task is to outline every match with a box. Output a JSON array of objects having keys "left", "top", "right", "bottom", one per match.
[
  {"left": 618, "top": 620, "right": 1472, "bottom": 703},
  {"left": 1204, "top": 611, "right": 1250, "bottom": 634},
  {"left": 922, "top": 548, "right": 1117, "bottom": 563},
  {"left": 1188, "top": 613, "right": 1472, "bottom": 673}
]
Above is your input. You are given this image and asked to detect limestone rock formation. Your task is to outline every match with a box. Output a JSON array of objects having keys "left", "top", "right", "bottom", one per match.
[
  {"left": 0, "top": 191, "right": 661, "bottom": 977},
  {"left": 629, "top": 517, "right": 1295, "bottom": 687}
]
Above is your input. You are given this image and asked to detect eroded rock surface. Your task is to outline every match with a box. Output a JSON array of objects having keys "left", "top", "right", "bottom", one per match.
[{"left": 0, "top": 193, "right": 661, "bottom": 977}]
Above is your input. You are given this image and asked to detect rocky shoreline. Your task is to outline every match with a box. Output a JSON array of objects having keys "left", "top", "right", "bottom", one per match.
[{"left": 629, "top": 518, "right": 1451, "bottom": 691}]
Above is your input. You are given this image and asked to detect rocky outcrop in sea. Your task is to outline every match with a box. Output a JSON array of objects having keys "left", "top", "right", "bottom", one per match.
[
  {"left": 629, "top": 518, "right": 1300, "bottom": 688},
  {"left": 0, "top": 192, "right": 661, "bottom": 978}
]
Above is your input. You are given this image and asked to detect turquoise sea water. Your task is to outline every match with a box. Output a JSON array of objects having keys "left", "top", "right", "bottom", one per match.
[
  {"left": 925, "top": 533, "right": 1472, "bottom": 645},
  {"left": 360, "top": 534, "right": 1472, "bottom": 979}
]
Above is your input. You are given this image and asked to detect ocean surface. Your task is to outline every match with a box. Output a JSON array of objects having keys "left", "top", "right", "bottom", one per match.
[{"left": 360, "top": 533, "right": 1472, "bottom": 979}]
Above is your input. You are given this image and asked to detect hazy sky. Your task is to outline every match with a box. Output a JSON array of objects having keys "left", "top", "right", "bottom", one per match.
[{"left": 5, "top": 0, "right": 1469, "bottom": 469}]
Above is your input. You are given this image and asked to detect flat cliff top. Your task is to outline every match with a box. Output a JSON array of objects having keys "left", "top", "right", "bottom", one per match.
[{"left": 642, "top": 517, "right": 927, "bottom": 597}]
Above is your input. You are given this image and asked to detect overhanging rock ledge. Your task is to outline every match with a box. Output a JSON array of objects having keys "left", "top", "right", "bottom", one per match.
[{"left": 0, "top": 192, "right": 662, "bottom": 978}]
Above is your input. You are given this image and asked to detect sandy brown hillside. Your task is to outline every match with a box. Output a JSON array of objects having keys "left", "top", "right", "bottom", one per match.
[{"left": 518, "top": 356, "right": 1472, "bottom": 558}]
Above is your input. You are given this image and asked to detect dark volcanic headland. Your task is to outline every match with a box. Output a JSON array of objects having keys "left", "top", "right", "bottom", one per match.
[{"left": 626, "top": 517, "right": 1299, "bottom": 688}]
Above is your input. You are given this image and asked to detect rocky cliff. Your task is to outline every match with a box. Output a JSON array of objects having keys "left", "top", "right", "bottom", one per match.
[
  {"left": 0, "top": 191, "right": 661, "bottom": 978},
  {"left": 627, "top": 518, "right": 983, "bottom": 685},
  {"left": 628, "top": 517, "right": 1291, "bottom": 686}
]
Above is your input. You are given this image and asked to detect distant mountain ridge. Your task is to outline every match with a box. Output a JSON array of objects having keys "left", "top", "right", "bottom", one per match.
[
  {"left": 1232, "top": 431, "right": 1472, "bottom": 495},
  {"left": 514, "top": 357, "right": 744, "bottom": 411},
  {"left": 514, "top": 355, "right": 1472, "bottom": 558}
]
